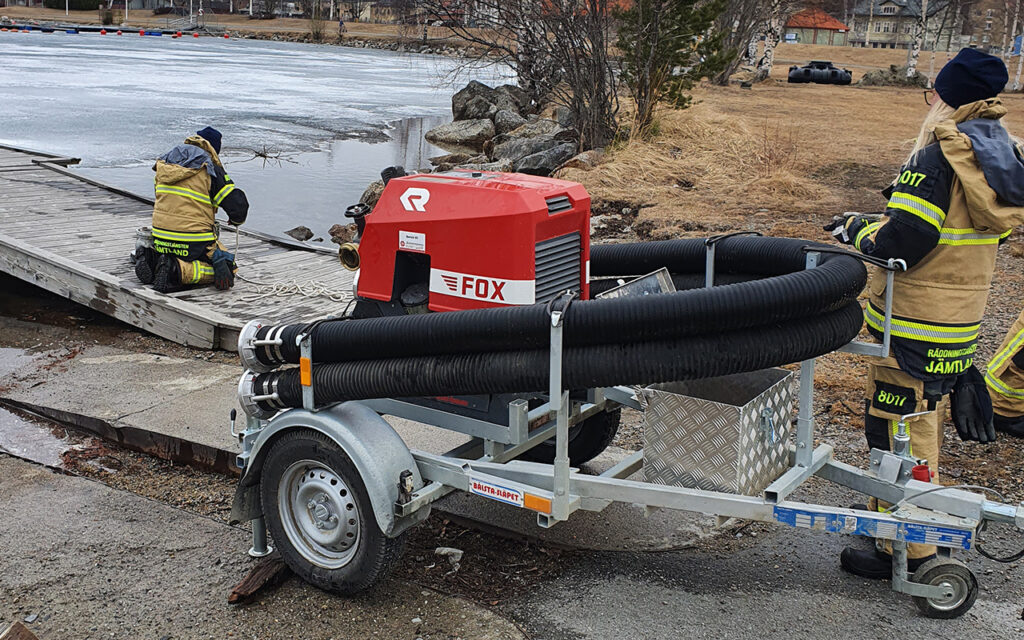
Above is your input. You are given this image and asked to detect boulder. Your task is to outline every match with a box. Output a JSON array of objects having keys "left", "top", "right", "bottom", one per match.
[
  {"left": 462, "top": 95, "right": 498, "bottom": 121},
  {"left": 514, "top": 143, "right": 578, "bottom": 176},
  {"left": 284, "top": 225, "right": 313, "bottom": 241},
  {"left": 505, "top": 118, "right": 563, "bottom": 140},
  {"left": 452, "top": 80, "right": 496, "bottom": 120},
  {"left": 425, "top": 118, "right": 496, "bottom": 153},
  {"left": 429, "top": 152, "right": 476, "bottom": 167},
  {"left": 556, "top": 148, "right": 605, "bottom": 172},
  {"left": 359, "top": 180, "right": 384, "bottom": 207},
  {"left": 328, "top": 223, "right": 358, "bottom": 244},
  {"left": 456, "top": 159, "right": 514, "bottom": 172},
  {"left": 494, "top": 109, "right": 527, "bottom": 135},
  {"left": 433, "top": 154, "right": 487, "bottom": 172},
  {"left": 492, "top": 136, "right": 565, "bottom": 164},
  {"left": 494, "top": 84, "right": 531, "bottom": 115},
  {"left": 551, "top": 105, "right": 575, "bottom": 128}
]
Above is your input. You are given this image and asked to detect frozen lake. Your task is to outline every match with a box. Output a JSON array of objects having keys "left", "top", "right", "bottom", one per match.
[{"left": 0, "top": 31, "right": 508, "bottom": 238}]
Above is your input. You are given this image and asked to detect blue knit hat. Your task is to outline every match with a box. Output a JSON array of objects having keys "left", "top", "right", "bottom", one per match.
[
  {"left": 196, "top": 126, "right": 222, "bottom": 154},
  {"left": 934, "top": 48, "right": 1008, "bottom": 108}
]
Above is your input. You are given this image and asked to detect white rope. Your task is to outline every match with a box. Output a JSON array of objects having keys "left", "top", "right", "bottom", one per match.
[{"left": 226, "top": 224, "right": 353, "bottom": 304}]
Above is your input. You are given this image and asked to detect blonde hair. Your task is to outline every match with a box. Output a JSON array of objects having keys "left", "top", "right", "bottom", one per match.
[
  {"left": 904, "top": 98, "right": 956, "bottom": 166},
  {"left": 905, "top": 95, "right": 1022, "bottom": 167}
]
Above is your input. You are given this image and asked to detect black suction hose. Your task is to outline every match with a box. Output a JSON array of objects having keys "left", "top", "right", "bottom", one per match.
[
  {"left": 249, "top": 237, "right": 866, "bottom": 367},
  {"left": 252, "top": 301, "right": 863, "bottom": 413}
]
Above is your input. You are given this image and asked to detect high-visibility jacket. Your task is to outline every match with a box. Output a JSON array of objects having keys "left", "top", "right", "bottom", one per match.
[
  {"left": 151, "top": 135, "right": 248, "bottom": 259},
  {"left": 855, "top": 99, "right": 1024, "bottom": 383},
  {"left": 986, "top": 308, "right": 1024, "bottom": 418}
]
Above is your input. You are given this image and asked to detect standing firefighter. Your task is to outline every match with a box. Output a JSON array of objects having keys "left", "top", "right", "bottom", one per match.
[
  {"left": 986, "top": 308, "right": 1024, "bottom": 437},
  {"left": 133, "top": 127, "right": 249, "bottom": 292},
  {"left": 825, "top": 48, "right": 1024, "bottom": 577}
]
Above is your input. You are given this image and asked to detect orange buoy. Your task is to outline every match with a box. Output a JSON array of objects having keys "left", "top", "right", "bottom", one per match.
[
  {"left": 100, "top": 29, "right": 107, "bottom": 35},
  {"left": 1, "top": 28, "right": 7, "bottom": 32},
  {"left": 117, "top": 30, "right": 122, "bottom": 35},
  {"left": 224, "top": 33, "right": 229, "bottom": 39},
  {"left": 139, "top": 29, "right": 145, "bottom": 36},
  {"left": 176, "top": 31, "right": 182, "bottom": 36},
  {"left": 193, "top": 32, "right": 199, "bottom": 38}
]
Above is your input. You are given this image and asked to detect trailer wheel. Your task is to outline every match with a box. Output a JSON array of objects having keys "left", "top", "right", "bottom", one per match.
[
  {"left": 260, "top": 429, "right": 405, "bottom": 595},
  {"left": 519, "top": 408, "right": 621, "bottom": 466},
  {"left": 910, "top": 558, "right": 978, "bottom": 619}
]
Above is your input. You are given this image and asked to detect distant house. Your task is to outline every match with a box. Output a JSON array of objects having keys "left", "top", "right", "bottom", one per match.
[
  {"left": 848, "top": 0, "right": 963, "bottom": 49},
  {"left": 783, "top": 8, "right": 850, "bottom": 46}
]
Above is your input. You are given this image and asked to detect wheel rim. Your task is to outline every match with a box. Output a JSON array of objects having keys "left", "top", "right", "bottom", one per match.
[
  {"left": 277, "top": 459, "right": 360, "bottom": 569},
  {"left": 926, "top": 574, "right": 970, "bottom": 612}
]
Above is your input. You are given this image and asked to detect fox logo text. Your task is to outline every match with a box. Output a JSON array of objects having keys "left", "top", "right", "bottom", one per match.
[
  {"left": 399, "top": 187, "right": 430, "bottom": 212},
  {"left": 429, "top": 269, "right": 535, "bottom": 305}
]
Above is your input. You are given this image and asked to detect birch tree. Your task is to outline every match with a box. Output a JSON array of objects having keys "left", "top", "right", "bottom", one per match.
[
  {"left": 906, "top": 0, "right": 929, "bottom": 78},
  {"left": 755, "top": 0, "right": 795, "bottom": 82},
  {"left": 1003, "top": 0, "right": 1021, "bottom": 59}
]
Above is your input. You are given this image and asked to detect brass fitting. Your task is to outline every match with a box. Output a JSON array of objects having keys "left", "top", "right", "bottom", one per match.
[{"left": 339, "top": 242, "right": 360, "bottom": 271}]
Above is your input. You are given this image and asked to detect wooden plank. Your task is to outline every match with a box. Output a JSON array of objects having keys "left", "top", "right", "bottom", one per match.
[
  {"left": 0, "top": 233, "right": 245, "bottom": 349},
  {"left": 0, "top": 622, "right": 40, "bottom": 640}
]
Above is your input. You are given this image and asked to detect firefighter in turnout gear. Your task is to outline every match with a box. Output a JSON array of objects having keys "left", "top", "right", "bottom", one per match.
[
  {"left": 825, "top": 48, "right": 1024, "bottom": 578},
  {"left": 133, "top": 127, "right": 249, "bottom": 292},
  {"left": 986, "top": 308, "right": 1024, "bottom": 437}
]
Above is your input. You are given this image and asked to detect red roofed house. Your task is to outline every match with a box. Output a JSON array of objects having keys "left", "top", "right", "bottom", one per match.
[{"left": 783, "top": 7, "right": 850, "bottom": 46}]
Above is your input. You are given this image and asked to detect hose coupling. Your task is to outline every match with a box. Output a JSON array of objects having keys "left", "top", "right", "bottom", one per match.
[{"left": 339, "top": 242, "right": 360, "bottom": 271}]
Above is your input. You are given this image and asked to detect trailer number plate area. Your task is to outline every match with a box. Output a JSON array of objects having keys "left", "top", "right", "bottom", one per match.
[
  {"left": 773, "top": 506, "right": 973, "bottom": 550},
  {"left": 469, "top": 476, "right": 524, "bottom": 507}
]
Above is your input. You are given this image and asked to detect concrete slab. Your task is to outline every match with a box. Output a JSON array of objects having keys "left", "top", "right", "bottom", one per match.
[
  {"left": 0, "top": 455, "right": 524, "bottom": 640},
  {"left": 3, "top": 341, "right": 719, "bottom": 552}
]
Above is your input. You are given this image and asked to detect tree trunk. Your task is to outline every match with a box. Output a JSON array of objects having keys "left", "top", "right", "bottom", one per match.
[
  {"left": 1006, "top": 0, "right": 1021, "bottom": 60},
  {"left": 1015, "top": 42, "right": 1024, "bottom": 89},
  {"left": 866, "top": 0, "right": 874, "bottom": 46},
  {"left": 755, "top": 5, "right": 784, "bottom": 81},
  {"left": 745, "top": 31, "right": 759, "bottom": 65},
  {"left": 907, "top": 0, "right": 928, "bottom": 78}
]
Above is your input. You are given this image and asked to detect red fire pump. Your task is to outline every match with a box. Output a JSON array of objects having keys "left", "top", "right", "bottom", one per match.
[{"left": 340, "top": 169, "right": 591, "bottom": 317}]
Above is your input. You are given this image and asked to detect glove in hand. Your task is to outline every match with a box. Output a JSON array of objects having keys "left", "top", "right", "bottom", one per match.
[
  {"left": 211, "top": 249, "right": 235, "bottom": 291},
  {"left": 950, "top": 365, "right": 996, "bottom": 443},
  {"left": 824, "top": 214, "right": 867, "bottom": 246}
]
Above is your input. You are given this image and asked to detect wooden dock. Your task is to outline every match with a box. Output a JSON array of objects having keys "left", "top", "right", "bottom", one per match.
[{"left": 0, "top": 144, "right": 354, "bottom": 350}]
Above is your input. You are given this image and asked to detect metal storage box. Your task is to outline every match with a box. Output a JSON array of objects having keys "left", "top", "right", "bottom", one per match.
[{"left": 643, "top": 369, "right": 795, "bottom": 496}]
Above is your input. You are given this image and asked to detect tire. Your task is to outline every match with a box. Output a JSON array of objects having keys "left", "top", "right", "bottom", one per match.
[
  {"left": 519, "top": 408, "right": 621, "bottom": 466},
  {"left": 910, "top": 558, "right": 979, "bottom": 619},
  {"left": 260, "top": 429, "right": 406, "bottom": 595}
]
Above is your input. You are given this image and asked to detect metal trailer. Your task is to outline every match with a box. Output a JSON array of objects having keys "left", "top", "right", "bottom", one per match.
[{"left": 231, "top": 248, "right": 1024, "bottom": 619}]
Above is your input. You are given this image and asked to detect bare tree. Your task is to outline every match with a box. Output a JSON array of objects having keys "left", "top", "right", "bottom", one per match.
[
  {"left": 754, "top": 0, "right": 802, "bottom": 82},
  {"left": 422, "top": 0, "right": 619, "bottom": 148},
  {"left": 711, "top": 0, "right": 766, "bottom": 85},
  {"left": 907, "top": 0, "right": 929, "bottom": 78}
]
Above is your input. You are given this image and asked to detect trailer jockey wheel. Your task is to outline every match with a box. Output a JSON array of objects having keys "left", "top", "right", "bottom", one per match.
[
  {"left": 259, "top": 430, "right": 406, "bottom": 595},
  {"left": 910, "top": 558, "right": 979, "bottom": 619},
  {"left": 519, "top": 408, "right": 621, "bottom": 467}
]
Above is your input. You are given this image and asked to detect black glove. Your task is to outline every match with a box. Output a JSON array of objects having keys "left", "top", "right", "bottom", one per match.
[
  {"left": 211, "top": 249, "right": 235, "bottom": 291},
  {"left": 949, "top": 365, "right": 996, "bottom": 443},
  {"left": 824, "top": 213, "right": 869, "bottom": 246}
]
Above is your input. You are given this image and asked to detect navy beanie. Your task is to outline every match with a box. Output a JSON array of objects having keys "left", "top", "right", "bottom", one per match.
[
  {"left": 934, "top": 48, "right": 1008, "bottom": 108},
  {"left": 196, "top": 126, "right": 222, "bottom": 154}
]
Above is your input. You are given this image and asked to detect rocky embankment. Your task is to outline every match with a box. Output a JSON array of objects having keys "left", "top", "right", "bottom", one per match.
[{"left": 238, "top": 30, "right": 477, "bottom": 58}]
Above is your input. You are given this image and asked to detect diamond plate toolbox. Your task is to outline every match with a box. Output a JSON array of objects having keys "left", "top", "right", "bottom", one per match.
[{"left": 642, "top": 369, "right": 795, "bottom": 495}]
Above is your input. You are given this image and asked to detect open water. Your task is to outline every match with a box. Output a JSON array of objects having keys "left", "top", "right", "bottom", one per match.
[{"left": 0, "top": 31, "right": 508, "bottom": 238}]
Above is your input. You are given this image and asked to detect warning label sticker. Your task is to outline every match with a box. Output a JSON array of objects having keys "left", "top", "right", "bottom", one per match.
[
  {"left": 399, "top": 230, "right": 426, "bottom": 253},
  {"left": 469, "top": 477, "right": 524, "bottom": 507}
]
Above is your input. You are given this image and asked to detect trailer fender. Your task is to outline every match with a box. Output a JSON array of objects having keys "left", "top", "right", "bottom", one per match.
[{"left": 230, "top": 403, "right": 428, "bottom": 537}]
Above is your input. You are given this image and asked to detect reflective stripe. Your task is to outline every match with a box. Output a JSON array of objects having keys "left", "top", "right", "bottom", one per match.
[
  {"left": 1000, "top": 228, "right": 1013, "bottom": 240},
  {"left": 937, "top": 227, "right": 1003, "bottom": 246},
  {"left": 887, "top": 191, "right": 946, "bottom": 230},
  {"left": 190, "top": 262, "right": 214, "bottom": 284},
  {"left": 155, "top": 184, "right": 213, "bottom": 206},
  {"left": 985, "top": 369, "right": 1024, "bottom": 399},
  {"left": 213, "top": 182, "right": 235, "bottom": 206},
  {"left": 865, "top": 303, "right": 980, "bottom": 343},
  {"left": 988, "top": 324, "right": 1024, "bottom": 376},
  {"left": 855, "top": 221, "right": 882, "bottom": 251},
  {"left": 152, "top": 228, "right": 217, "bottom": 242}
]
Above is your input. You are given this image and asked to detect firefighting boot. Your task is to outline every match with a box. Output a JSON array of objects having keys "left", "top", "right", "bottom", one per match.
[
  {"left": 994, "top": 413, "right": 1024, "bottom": 438},
  {"left": 133, "top": 246, "right": 157, "bottom": 285},
  {"left": 153, "top": 254, "right": 182, "bottom": 293},
  {"left": 840, "top": 547, "right": 936, "bottom": 580}
]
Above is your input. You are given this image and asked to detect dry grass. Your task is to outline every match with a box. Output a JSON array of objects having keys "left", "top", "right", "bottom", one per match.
[{"left": 559, "top": 74, "right": 1024, "bottom": 240}]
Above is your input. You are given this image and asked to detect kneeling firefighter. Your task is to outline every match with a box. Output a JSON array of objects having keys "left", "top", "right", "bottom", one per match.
[
  {"left": 985, "top": 308, "right": 1024, "bottom": 437},
  {"left": 825, "top": 48, "right": 1024, "bottom": 577},
  {"left": 133, "top": 127, "right": 249, "bottom": 292}
]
